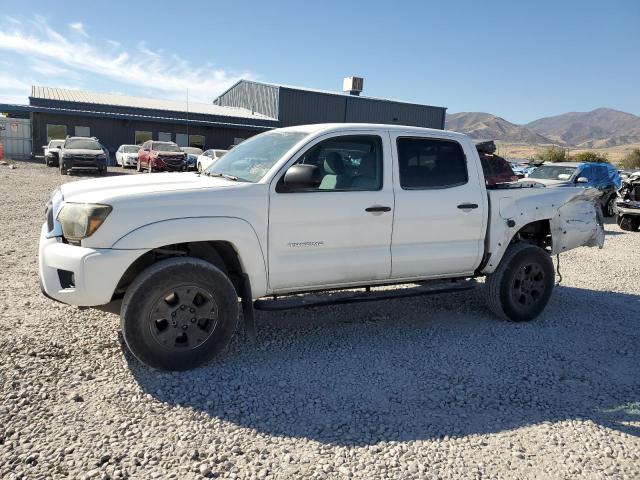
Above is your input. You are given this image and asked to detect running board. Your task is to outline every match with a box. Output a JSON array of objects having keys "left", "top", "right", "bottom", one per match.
[{"left": 254, "top": 280, "right": 477, "bottom": 312}]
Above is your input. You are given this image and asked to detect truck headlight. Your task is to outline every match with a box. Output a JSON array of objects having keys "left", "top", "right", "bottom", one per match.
[{"left": 57, "top": 203, "right": 112, "bottom": 244}]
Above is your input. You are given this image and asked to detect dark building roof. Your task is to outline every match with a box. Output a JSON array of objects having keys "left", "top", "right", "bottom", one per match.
[{"left": 213, "top": 80, "right": 447, "bottom": 129}]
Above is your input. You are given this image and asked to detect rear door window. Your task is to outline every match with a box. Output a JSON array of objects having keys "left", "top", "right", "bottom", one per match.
[{"left": 397, "top": 137, "right": 468, "bottom": 189}]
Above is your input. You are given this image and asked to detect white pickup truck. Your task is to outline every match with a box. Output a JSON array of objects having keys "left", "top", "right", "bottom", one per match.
[{"left": 39, "top": 124, "right": 604, "bottom": 370}]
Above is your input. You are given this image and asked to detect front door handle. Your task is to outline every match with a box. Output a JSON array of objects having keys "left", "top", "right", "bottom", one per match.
[
  {"left": 365, "top": 206, "right": 391, "bottom": 212},
  {"left": 457, "top": 203, "right": 478, "bottom": 210}
]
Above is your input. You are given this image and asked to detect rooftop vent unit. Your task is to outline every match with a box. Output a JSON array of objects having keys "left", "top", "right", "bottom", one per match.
[{"left": 343, "top": 76, "right": 364, "bottom": 96}]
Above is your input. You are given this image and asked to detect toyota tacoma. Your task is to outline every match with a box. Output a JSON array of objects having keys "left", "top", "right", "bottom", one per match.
[{"left": 39, "top": 124, "right": 605, "bottom": 370}]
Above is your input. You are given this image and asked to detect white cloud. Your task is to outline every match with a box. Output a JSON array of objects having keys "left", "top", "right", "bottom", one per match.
[
  {"left": 0, "top": 16, "right": 255, "bottom": 104},
  {"left": 68, "top": 22, "right": 88, "bottom": 37},
  {"left": 0, "top": 73, "right": 31, "bottom": 104},
  {"left": 29, "top": 59, "right": 76, "bottom": 77}
]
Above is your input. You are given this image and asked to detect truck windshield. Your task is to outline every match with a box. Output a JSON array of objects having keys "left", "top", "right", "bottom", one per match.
[
  {"left": 64, "top": 139, "right": 101, "bottom": 150},
  {"left": 529, "top": 165, "right": 577, "bottom": 180},
  {"left": 206, "top": 131, "right": 308, "bottom": 182}
]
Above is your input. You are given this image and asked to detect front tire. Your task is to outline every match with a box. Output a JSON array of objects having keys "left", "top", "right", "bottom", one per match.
[
  {"left": 484, "top": 243, "right": 555, "bottom": 322},
  {"left": 120, "top": 257, "right": 239, "bottom": 371}
]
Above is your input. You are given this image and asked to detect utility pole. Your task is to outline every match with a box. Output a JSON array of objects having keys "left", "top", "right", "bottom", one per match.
[{"left": 186, "top": 88, "right": 190, "bottom": 147}]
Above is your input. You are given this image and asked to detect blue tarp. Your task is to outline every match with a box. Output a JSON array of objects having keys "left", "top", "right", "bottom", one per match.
[{"left": 577, "top": 162, "right": 622, "bottom": 189}]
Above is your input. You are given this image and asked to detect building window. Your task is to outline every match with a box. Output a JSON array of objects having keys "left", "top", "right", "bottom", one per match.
[
  {"left": 75, "top": 126, "right": 90, "bottom": 137},
  {"left": 46, "top": 124, "right": 67, "bottom": 142},
  {"left": 397, "top": 137, "right": 468, "bottom": 189},
  {"left": 135, "top": 131, "right": 152, "bottom": 145},
  {"left": 189, "top": 135, "right": 205, "bottom": 150},
  {"left": 175, "top": 133, "right": 188, "bottom": 147},
  {"left": 158, "top": 132, "right": 172, "bottom": 142}
]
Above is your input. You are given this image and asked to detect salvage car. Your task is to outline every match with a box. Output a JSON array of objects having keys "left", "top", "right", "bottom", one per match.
[
  {"left": 59, "top": 136, "right": 108, "bottom": 175},
  {"left": 116, "top": 144, "right": 139, "bottom": 168},
  {"left": 475, "top": 141, "right": 519, "bottom": 186},
  {"left": 196, "top": 148, "right": 227, "bottom": 172},
  {"left": 181, "top": 147, "right": 203, "bottom": 171},
  {"left": 616, "top": 171, "right": 640, "bottom": 231},
  {"left": 137, "top": 141, "right": 186, "bottom": 173},
  {"left": 525, "top": 162, "right": 621, "bottom": 216},
  {"left": 38, "top": 124, "right": 605, "bottom": 371},
  {"left": 44, "top": 139, "right": 65, "bottom": 166}
]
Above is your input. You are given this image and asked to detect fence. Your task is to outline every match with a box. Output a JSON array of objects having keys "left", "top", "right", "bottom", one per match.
[{"left": 0, "top": 117, "right": 32, "bottom": 160}]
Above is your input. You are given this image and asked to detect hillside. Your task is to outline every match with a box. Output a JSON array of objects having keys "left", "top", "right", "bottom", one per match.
[
  {"left": 525, "top": 108, "right": 640, "bottom": 148},
  {"left": 445, "top": 112, "right": 552, "bottom": 145}
]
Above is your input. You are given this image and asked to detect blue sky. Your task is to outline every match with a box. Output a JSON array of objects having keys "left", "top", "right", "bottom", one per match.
[{"left": 0, "top": 0, "right": 638, "bottom": 124}]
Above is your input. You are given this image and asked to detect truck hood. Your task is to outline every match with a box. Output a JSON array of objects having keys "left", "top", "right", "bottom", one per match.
[{"left": 60, "top": 172, "right": 239, "bottom": 204}]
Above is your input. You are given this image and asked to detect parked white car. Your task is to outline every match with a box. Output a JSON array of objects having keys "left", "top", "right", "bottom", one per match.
[
  {"left": 196, "top": 148, "right": 227, "bottom": 172},
  {"left": 115, "top": 145, "right": 140, "bottom": 168},
  {"left": 43, "top": 139, "right": 65, "bottom": 166},
  {"left": 38, "top": 124, "right": 604, "bottom": 371}
]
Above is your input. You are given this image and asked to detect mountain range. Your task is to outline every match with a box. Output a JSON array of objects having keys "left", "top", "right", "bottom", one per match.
[{"left": 445, "top": 108, "right": 640, "bottom": 148}]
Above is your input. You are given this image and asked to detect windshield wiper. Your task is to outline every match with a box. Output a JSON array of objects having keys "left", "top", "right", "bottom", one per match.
[{"left": 207, "top": 172, "right": 239, "bottom": 181}]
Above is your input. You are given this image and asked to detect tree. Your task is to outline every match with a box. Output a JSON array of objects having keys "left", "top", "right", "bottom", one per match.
[
  {"left": 534, "top": 146, "right": 568, "bottom": 163},
  {"left": 569, "top": 151, "right": 609, "bottom": 163},
  {"left": 620, "top": 148, "right": 640, "bottom": 170}
]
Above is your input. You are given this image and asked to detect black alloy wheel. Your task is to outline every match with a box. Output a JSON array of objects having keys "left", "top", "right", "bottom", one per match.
[{"left": 148, "top": 286, "right": 218, "bottom": 352}]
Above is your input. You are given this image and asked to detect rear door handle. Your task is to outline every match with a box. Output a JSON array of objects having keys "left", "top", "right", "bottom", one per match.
[
  {"left": 457, "top": 203, "right": 478, "bottom": 210},
  {"left": 365, "top": 206, "right": 391, "bottom": 212}
]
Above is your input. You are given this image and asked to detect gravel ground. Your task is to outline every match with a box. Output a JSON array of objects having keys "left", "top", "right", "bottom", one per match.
[{"left": 1, "top": 160, "right": 639, "bottom": 480}]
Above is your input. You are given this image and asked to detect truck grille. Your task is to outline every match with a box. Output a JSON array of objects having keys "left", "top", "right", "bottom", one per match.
[{"left": 158, "top": 156, "right": 185, "bottom": 170}]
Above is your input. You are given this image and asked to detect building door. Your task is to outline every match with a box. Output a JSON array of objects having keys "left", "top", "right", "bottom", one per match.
[{"left": 176, "top": 134, "right": 188, "bottom": 147}]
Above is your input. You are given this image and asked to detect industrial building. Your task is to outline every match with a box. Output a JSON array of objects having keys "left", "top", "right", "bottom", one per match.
[{"left": 0, "top": 78, "right": 446, "bottom": 159}]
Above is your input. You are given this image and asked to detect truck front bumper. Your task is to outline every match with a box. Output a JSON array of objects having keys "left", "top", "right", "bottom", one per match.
[
  {"left": 616, "top": 202, "right": 640, "bottom": 216},
  {"left": 38, "top": 223, "right": 145, "bottom": 306}
]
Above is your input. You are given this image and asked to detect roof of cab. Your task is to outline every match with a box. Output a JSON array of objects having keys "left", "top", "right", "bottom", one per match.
[{"left": 275, "top": 123, "right": 468, "bottom": 139}]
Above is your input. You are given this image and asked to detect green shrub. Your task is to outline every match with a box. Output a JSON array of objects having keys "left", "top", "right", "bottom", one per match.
[
  {"left": 534, "top": 147, "right": 568, "bottom": 163},
  {"left": 569, "top": 151, "right": 609, "bottom": 163},
  {"left": 620, "top": 148, "right": 640, "bottom": 170}
]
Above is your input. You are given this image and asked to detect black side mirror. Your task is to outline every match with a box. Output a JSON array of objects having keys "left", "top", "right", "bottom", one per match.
[{"left": 283, "top": 164, "right": 321, "bottom": 190}]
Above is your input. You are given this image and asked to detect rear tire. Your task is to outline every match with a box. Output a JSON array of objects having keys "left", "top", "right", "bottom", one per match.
[
  {"left": 485, "top": 243, "right": 555, "bottom": 322},
  {"left": 121, "top": 257, "right": 239, "bottom": 371}
]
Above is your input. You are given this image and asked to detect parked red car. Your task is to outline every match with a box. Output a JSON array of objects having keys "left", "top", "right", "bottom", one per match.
[
  {"left": 476, "top": 140, "right": 518, "bottom": 186},
  {"left": 137, "top": 141, "right": 186, "bottom": 173}
]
